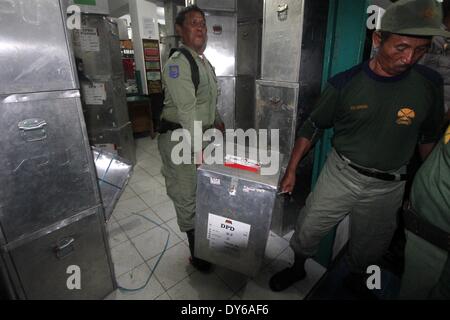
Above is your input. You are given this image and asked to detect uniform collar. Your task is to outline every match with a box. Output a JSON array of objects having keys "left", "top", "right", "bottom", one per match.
[
  {"left": 363, "top": 60, "right": 411, "bottom": 83},
  {"left": 180, "top": 44, "right": 202, "bottom": 59}
]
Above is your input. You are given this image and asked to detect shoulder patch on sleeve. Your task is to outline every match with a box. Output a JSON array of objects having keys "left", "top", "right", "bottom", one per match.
[
  {"left": 328, "top": 63, "right": 365, "bottom": 90},
  {"left": 168, "top": 65, "right": 179, "bottom": 78},
  {"left": 413, "top": 64, "right": 444, "bottom": 87}
]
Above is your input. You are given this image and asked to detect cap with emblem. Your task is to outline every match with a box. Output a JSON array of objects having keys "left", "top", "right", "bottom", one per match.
[{"left": 380, "top": 0, "right": 450, "bottom": 37}]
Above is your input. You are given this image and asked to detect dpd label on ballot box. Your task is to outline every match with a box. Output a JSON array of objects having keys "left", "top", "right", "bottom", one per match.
[{"left": 207, "top": 213, "right": 251, "bottom": 255}]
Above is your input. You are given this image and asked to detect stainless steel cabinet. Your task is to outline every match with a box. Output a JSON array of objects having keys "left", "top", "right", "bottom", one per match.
[
  {"left": 2, "top": 209, "right": 115, "bottom": 300},
  {"left": 204, "top": 13, "right": 237, "bottom": 77},
  {"left": 255, "top": 80, "right": 299, "bottom": 157},
  {"left": 0, "top": 0, "right": 77, "bottom": 94},
  {"left": 73, "top": 15, "right": 124, "bottom": 79},
  {"left": 261, "top": 0, "right": 305, "bottom": 82},
  {"left": 0, "top": 91, "right": 100, "bottom": 242},
  {"left": 81, "top": 77, "right": 129, "bottom": 130}
]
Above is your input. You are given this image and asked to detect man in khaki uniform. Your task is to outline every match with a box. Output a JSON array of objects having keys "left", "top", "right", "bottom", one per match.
[
  {"left": 158, "top": 5, "right": 223, "bottom": 272},
  {"left": 399, "top": 124, "right": 450, "bottom": 299}
]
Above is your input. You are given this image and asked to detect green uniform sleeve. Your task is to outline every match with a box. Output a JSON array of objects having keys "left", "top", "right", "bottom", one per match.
[
  {"left": 297, "top": 84, "right": 340, "bottom": 144},
  {"left": 163, "top": 55, "right": 201, "bottom": 153},
  {"left": 419, "top": 84, "right": 445, "bottom": 144}
]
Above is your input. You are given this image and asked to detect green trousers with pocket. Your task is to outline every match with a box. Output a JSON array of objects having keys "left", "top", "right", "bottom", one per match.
[
  {"left": 158, "top": 132, "right": 197, "bottom": 232},
  {"left": 290, "top": 148, "right": 406, "bottom": 273}
]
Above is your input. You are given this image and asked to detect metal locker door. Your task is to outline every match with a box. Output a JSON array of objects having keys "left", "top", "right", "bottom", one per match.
[
  {"left": 0, "top": 91, "right": 100, "bottom": 242},
  {"left": 261, "top": 0, "right": 305, "bottom": 82},
  {"left": 81, "top": 78, "right": 130, "bottom": 131},
  {"left": 255, "top": 80, "right": 299, "bottom": 157},
  {"left": 73, "top": 15, "right": 124, "bottom": 80},
  {"left": 5, "top": 208, "right": 115, "bottom": 300},
  {"left": 204, "top": 13, "right": 237, "bottom": 77},
  {"left": 0, "top": 0, "right": 78, "bottom": 94}
]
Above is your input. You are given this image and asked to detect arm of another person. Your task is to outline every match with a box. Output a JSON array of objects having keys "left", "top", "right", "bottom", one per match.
[
  {"left": 417, "top": 83, "right": 446, "bottom": 161},
  {"left": 280, "top": 84, "right": 340, "bottom": 193}
]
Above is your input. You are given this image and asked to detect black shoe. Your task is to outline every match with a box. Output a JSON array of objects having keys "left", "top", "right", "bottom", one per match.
[
  {"left": 186, "top": 229, "right": 213, "bottom": 273},
  {"left": 269, "top": 267, "right": 307, "bottom": 292},
  {"left": 343, "top": 273, "right": 379, "bottom": 300},
  {"left": 189, "top": 256, "right": 212, "bottom": 273}
]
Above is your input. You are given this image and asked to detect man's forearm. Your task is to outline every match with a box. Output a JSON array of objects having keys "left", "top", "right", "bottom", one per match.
[{"left": 286, "top": 137, "right": 312, "bottom": 174}]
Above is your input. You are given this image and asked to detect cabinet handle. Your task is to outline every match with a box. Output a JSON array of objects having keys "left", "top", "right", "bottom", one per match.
[
  {"left": 18, "top": 119, "right": 47, "bottom": 142},
  {"left": 277, "top": 4, "right": 288, "bottom": 13},
  {"left": 270, "top": 97, "right": 281, "bottom": 104},
  {"left": 55, "top": 237, "right": 75, "bottom": 259},
  {"left": 277, "top": 4, "right": 289, "bottom": 21}
]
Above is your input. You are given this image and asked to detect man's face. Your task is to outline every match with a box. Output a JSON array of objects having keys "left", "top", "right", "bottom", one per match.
[
  {"left": 373, "top": 33, "right": 431, "bottom": 76},
  {"left": 176, "top": 11, "right": 207, "bottom": 54}
]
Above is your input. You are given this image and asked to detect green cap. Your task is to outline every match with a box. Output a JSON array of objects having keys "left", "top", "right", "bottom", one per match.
[{"left": 380, "top": 0, "right": 450, "bottom": 37}]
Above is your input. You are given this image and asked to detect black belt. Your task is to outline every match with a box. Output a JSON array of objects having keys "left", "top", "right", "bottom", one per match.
[
  {"left": 403, "top": 208, "right": 450, "bottom": 252},
  {"left": 158, "top": 119, "right": 182, "bottom": 134},
  {"left": 337, "top": 152, "right": 407, "bottom": 181}
]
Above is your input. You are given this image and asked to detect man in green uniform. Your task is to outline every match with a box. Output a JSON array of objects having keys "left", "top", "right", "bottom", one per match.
[
  {"left": 269, "top": 0, "right": 447, "bottom": 296},
  {"left": 158, "top": 5, "right": 223, "bottom": 272},
  {"left": 399, "top": 124, "right": 450, "bottom": 299}
]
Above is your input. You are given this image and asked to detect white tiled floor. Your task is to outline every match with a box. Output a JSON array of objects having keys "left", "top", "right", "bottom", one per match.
[{"left": 105, "top": 135, "right": 326, "bottom": 300}]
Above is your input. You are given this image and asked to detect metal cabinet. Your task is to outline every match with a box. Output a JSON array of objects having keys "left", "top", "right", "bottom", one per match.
[
  {"left": 261, "top": 0, "right": 305, "bottom": 82},
  {"left": 0, "top": 91, "right": 100, "bottom": 243},
  {"left": 73, "top": 15, "right": 124, "bottom": 79},
  {"left": 0, "top": 0, "right": 116, "bottom": 300},
  {"left": 0, "top": 0, "right": 77, "bottom": 94},
  {"left": 2, "top": 208, "right": 115, "bottom": 300},
  {"left": 255, "top": 80, "right": 299, "bottom": 157},
  {"left": 204, "top": 13, "right": 237, "bottom": 77},
  {"left": 81, "top": 78, "right": 130, "bottom": 131},
  {"left": 261, "top": 0, "right": 329, "bottom": 83}
]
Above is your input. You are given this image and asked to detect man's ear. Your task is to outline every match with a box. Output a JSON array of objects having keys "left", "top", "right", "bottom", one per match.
[
  {"left": 175, "top": 24, "right": 182, "bottom": 37},
  {"left": 372, "top": 31, "right": 382, "bottom": 49}
]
